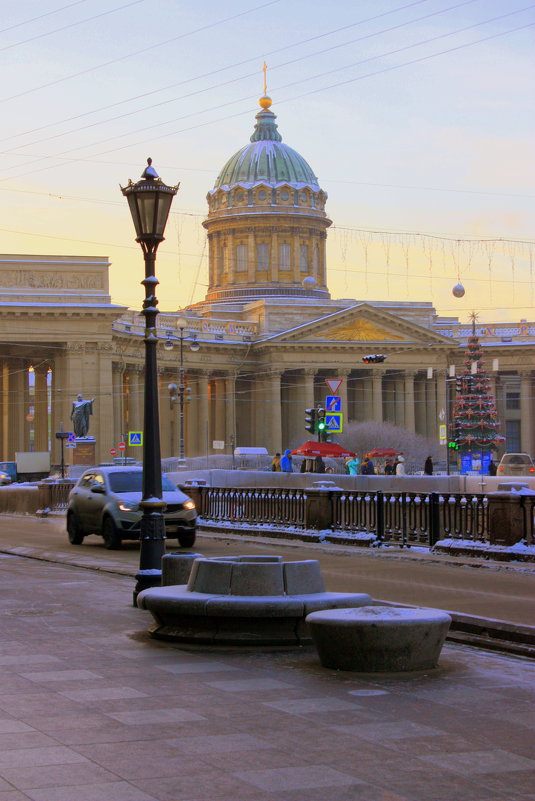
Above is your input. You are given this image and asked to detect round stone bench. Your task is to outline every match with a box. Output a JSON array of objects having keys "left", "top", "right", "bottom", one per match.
[
  {"left": 306, "top": 606, "right": 452, "bottom": 672},
  {"left": 137, "top": 555, "right": 372, "bottom": 645}
]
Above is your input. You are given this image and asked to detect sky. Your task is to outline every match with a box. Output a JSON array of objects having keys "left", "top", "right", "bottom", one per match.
[{"left": 0, "top": 0, "right": 534, "bottom": 323}]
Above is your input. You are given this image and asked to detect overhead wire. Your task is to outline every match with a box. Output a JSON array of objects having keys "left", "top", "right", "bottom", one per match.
[{"left": 1, "top": 6, "right": 533, "bottom": 180}]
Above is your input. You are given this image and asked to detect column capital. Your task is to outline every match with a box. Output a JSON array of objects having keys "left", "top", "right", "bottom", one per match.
[
  {"left": 337, "top": 368, "right": 352, "bottom": 377},
  {"left": 302, "top": 368, "right": 317, "bottom": 377}
]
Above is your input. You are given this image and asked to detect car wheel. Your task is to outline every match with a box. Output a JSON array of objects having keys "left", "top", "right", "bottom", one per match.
[
  {"left": 177, "top": 532, "right": 196, "bottom": 548},
  {"left": 102, "top": 516, "right": 122, "bottom": 550},
  {"left": 67, "top": 512, "right": 84, "bottom": 545}
]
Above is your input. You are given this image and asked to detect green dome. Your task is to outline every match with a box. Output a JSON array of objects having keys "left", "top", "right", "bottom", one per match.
[{"left": 213, "top": 103, "right": 320, "bottom": 190}]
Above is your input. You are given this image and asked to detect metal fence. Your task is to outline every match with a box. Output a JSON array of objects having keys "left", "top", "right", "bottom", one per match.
[
  {"left": 203, "top": 487, "right": 307, "bottom": 528},
  {"left": 198, "top": 486, "right": 503, "bottom": 547}
]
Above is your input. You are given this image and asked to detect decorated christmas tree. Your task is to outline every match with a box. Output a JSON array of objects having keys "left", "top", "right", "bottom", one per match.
[{"left": 450, "top": 313, "right": 503, "bottom": 473}]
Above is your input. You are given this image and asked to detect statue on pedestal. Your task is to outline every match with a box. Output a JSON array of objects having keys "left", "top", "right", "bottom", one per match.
[{"left": 71, "top": 394, "right": 95, "bottom": 438}]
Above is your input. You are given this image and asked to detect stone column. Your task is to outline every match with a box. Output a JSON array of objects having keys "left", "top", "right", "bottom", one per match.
[
  {"left": 362, "top": 372, "right": 374, "bottom": 421},
  {"left": 129, "top": 366, "right": 143, "bottom": 432},
  {"left": 301, "top": 368, "right": 316, "bottom": 411},
  {"left": 8, "top": 360, "right": 26, "bottom": 458},
  {"left": 404, "top": 371, "right": 416, "bottom": 433},
  {"left": 227, "top": 230, "right": 236, "bottom": 285},
  {"left": 159, "top": 369, "right": 172, "bottom": 459},
  {"left": 372, "top": 370, "right": 383, "bottom": 423},
  {"left": 34, "top": 363, "right": 49, "bottom": 452},
  {"left": 426, "top": 375, "right": 437, "bottom": 439},
  {"left": 337, "top": 369, "right": 351, "bottom": 423},
  {"left": 112, "top": 365, "right": 123, "bottom": 445},
  {"left": 436, "top": 373, "right": 447, "bottom": 443},
  {"left": 196, "top": 371, "right": 210, "bottom": 457},
  {"left": 266, "top": 370, "right": 282, "bottom": 453},
  {"left": 225, "top": 372, "right": 236, "bottom": 454},
  {"left": 520, "top": 370, "right": 534, "bottom": 454},
  {"left": 0, "top": 362, "right": 6, "bottom": 461},
  {"left": 214, "top": 376, "right": 226, "bottom": 444},
  {"left": 394, "top": 377, "right": 404, "bottom": 427}
]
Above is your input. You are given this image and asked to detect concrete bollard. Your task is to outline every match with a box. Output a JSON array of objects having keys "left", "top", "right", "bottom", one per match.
[{"left": 161, "top": 552, "right": 203, "bottom": 586}]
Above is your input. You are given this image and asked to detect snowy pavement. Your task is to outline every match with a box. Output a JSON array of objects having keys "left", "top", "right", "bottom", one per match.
[{"left": 0, "top": 553, "right": 534, "bottom": 800}]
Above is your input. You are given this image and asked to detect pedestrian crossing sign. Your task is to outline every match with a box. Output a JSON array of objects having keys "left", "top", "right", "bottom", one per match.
[
  {"left": 325, "top": 413, "right": 343, "bottom": 433},
  {"left": 128, "top": 431, "right": 143, "bottom": 446}
]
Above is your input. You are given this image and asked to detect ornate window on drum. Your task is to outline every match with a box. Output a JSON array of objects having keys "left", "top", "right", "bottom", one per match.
[
  {"left": 257, "top": 243, "right": 269, "bottom": 271},
  {"left": 279, "top": 243, "right": 291, "bottom": 271},
  {"left": 299, "top": 244, "right": 309, "bottom": 272},
  {"left": 236, "top": 244, "right": 248, "bottom": 273}
]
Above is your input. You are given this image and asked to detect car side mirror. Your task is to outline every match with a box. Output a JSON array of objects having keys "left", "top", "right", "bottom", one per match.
[{"left": 90, "top": 485, "right": 105, "bottom": 494}]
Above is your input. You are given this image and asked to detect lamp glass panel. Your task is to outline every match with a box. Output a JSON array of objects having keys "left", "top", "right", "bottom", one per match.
[
  {"left": 127, "top": 194, "right": 142, "bottom": 238},
  {"left": 155, "top": 193, "right": 173, "bottom": 237},
  {"left": 137, "top": 191, "right": 157, "bottom": 236}
]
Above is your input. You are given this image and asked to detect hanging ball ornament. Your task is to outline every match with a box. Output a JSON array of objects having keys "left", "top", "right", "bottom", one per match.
[
  {"left": 302, "top": 275, "right": 317, "bottom": 289},
  {"left": 452, "top": 282, "right": 465, "bottom": 298}
]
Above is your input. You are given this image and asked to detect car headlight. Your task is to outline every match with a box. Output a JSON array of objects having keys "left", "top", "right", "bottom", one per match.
[
  {"left": 183, "top": 500, "right": 196, "bottom": 511},
  {"left": 118, "top": 501, "right": 139, "bottom": 512}
]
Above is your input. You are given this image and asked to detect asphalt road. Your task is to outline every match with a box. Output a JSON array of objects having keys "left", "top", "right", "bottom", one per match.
[{"left": 1, "top": 514, "right": 534, "bottom": 625}]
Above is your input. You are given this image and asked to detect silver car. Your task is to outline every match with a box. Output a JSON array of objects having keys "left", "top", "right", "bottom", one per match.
[
  {"left": 497, "top": 453, "right": 535, "bottom": 477},
  {"left": 67, "top": 466, "right": 197, "bottom": 550}
]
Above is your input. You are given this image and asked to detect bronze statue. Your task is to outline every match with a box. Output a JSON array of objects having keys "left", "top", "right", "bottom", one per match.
[{"left": 71, "top": 394, "right": 95, "bottom": 438}]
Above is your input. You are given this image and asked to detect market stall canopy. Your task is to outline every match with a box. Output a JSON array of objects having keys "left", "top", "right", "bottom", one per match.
[
  {"left": 367, "top": 448, "right": 403, "bottom": 458},
  {"left": 291, "top": 441, "right": 356, "bottom": 458}
]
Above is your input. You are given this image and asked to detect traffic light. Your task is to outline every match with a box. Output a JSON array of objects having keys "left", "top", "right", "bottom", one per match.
[
  {"left": 362, "top": 354, "right": 387, "bottom": 363},
  {"left": 455, "top": 377, "right": 463, "bottom": 393},
  {"left": 305, "top": 408, "right": 317, "bottom": 435},
  {"left": 317, "top": 408, "right": 326, "bottom": 441}
]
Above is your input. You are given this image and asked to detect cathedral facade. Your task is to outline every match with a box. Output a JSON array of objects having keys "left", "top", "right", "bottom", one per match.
[{"left": 0, "top": 97, "right": 533, "bottom": 465}]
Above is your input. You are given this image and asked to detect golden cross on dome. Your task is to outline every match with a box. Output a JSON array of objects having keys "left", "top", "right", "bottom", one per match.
[{"left": 262, "top": 61, "right": 268, "bottom": 96}]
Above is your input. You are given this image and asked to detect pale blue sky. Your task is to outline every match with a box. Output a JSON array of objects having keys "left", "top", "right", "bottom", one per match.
[{"left": 1, "top": 0, "right": 533, "bottom": 320}]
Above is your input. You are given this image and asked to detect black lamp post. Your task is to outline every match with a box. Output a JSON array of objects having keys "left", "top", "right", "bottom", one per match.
[
  {"left": 121, "top": 158, "right": 179, "bottom": 602},
  {"left": 167, "top": 319, "right": 198, "bottom": 464}
]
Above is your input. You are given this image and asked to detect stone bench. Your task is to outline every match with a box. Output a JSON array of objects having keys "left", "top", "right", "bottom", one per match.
[
  {"left": 306, "top": 606, "right": 452, "bottom": 672},
  {"left": 137, "top": 555, "right": 372, "bottom": 645}
]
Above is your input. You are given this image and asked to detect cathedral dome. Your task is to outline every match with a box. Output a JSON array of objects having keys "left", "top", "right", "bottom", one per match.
[
  {"left": 213, "top": 97, "right": 320, "bottom": 190},
  {"left": 201, "top": 95, "right": 331, "bottom": 306}
]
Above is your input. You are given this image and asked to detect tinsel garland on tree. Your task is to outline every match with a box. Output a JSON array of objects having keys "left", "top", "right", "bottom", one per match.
[{"left": 450, "top": 330, "right": 504, "bottom": 453}]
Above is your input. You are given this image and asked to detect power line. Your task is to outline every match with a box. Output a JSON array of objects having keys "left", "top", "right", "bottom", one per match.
[
  {"left": 3, "top": 0, "right": 479, "bottom": 151},
  {"left": 0, "top": 0, "right": 282, "bottom": 104},
  {"left": 0, "top": 0, "right": 92, "bottom": 35},
  {"left": 2, "top": 10, "right": 532, "bottom": 181},
  {"left": 0, "top": 0, "right": 146, "bottom": 54}
]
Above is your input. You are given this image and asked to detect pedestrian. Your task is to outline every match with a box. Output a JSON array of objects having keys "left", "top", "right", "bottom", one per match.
[
  {"left": 300, "top": 459, "right": 308, "bottom": 473},
  {"left": 343, "top": 457, "right": 352, "bottom": 474},
  {"left": 361, "top": 455, "right": 375, "bottom": 475},
  {"left": 314, "top": 454, "right": 326, "bottom": 474},
  {"left": 280, "top": 448, "right": 293, "bottom": 473},
  {"left": 395, "top": 455, "right": 406, "bottom": 475},
  {"left": 346, "top": 455, "right": 360, "bottom": 475},
  {"left": 424, "top": 456, "right": 433, "bottom": 475},
  {"left": 488, "top": 459, "right": 497, "bottom": 476},
  {"left": 384, "top": 459, "right": 395, "bottom": 475},
  {"left": 271, "top": 452, "right": 281, "bottom": 472}
]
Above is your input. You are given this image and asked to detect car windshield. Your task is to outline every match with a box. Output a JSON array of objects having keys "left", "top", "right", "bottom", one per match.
[
  {"left": 108, "top": 472, "right": 177, "bottom": 493},
  {"left": 502, "top": 455, "right": 531, "bottom": 464}
]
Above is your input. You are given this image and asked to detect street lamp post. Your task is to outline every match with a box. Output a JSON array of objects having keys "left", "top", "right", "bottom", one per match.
[
  {"left": 167, "top": 320, "right": 197, "bottom": 464},
  {"left": 121, "top": 158, "right": 179, "bottom": 602}
]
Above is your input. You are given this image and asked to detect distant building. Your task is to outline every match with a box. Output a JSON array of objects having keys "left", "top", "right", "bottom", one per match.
[{"left": 0, "top": 97, "right": 533, "bottom": 464}]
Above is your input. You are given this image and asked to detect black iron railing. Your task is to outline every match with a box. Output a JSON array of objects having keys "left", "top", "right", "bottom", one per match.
[
  {"left": 203, "top": 487, "right": 307, "bottom": 529},
  {"left": 199, "top": 486, "right": 497, "bottom": 547}
]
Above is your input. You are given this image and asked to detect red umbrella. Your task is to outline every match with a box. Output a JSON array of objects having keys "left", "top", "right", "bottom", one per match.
[
  {"left": 291, "top": 441, "right": 356, "bottom": 458},
  {"left": 367, "top": 448, "right": 403, "bottom": 458}
]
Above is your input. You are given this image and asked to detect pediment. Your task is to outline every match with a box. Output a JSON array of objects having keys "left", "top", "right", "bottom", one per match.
[{"left": 259, "top": 303, "right": 455, "bottom": 346}]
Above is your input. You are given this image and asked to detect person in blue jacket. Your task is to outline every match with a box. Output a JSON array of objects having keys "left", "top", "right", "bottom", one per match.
[{"left": 280, "top": 449, "right": 293, "bottom": 472}]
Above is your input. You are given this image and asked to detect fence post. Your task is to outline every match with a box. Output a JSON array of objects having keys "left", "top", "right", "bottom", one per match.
[
  {"left": 429, "top": 492, "right": 440, "bottom": 547},
  {"left": 376, "top": 490, "right": 384, "bottom": 546}
]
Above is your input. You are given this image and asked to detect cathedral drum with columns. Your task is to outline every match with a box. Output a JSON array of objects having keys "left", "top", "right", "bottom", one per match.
[{"left": 0, "top": 94, "right": 533, "bottom": 466}]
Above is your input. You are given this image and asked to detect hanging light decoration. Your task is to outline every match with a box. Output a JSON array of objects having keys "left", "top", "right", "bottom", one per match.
[{"left": 452, "top": 282, "right": 465, "bottom": 298}]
